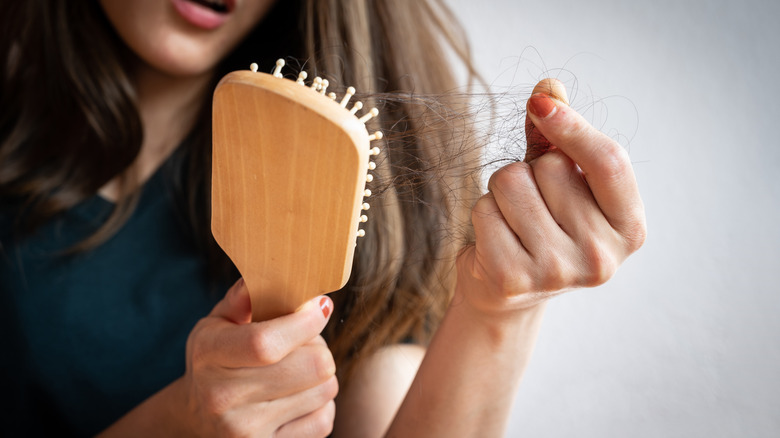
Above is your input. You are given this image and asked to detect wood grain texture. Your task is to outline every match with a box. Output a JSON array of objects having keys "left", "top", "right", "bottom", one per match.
[{"left": 212, "top": 70, "right": 370, "bottom": 321}]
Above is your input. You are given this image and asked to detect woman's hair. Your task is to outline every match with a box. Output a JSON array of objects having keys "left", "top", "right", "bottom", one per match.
[{"left": 0, "top": 0, "right": 482, "bottom": 379}]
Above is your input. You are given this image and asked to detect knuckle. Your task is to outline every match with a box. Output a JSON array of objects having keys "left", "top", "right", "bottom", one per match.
[
  {"left": 489, "top": 162, "right": 533, "bottom": 192},
  {"left": 540, "top": 255, "right": 572, "bottom": 291},
  {"left": 308, "top": 400, "right": 336, "bottom": 438},
  {"left": 558, "top": 114, "right": 591, "bottom": 145},
  {"left": 590, "top": 141, "right": 630, "bottom": 185},
  {"left": 580, "top": 240, "right": 618, "bottom": 287},
  {"left": 532, "top": 149, "right": 572, "bottom": 176},
  {"left": 249, "top": 328, "right": 284, "bottom": 365},
  {"left": 320, "top": 375, "right": 340, "bottom": 402},
  {"left": 471, "top": 194, "right": 500, "bottom": 225},
  {"left": 319, "top": 400, "right": 338, "bottom": 437},
  {"left": 624, "top": 217, "right": 648, "bottom": 253},
  {"left": 309, "top": 346, "right": 336, "bottom": 381}
]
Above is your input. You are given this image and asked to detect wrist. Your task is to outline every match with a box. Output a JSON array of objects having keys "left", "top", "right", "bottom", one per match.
[
  {"left": 453, "top": 265, "right": 549, "bottom": 315},
  {"left": 454, "top": 245, "right": 561, "bottom": 319},
  {"left": 448, "top": 283, "right": 547, "bottom": 347}
]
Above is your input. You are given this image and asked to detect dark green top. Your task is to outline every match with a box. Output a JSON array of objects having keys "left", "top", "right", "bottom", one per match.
[{"left": 0, "top": 159, "right": 227, "bottom": 436}]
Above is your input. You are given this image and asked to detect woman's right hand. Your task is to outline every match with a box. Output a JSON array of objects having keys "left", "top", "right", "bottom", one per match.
[{"left": 181, "top": 278, "right": 338, "bottom": 437}]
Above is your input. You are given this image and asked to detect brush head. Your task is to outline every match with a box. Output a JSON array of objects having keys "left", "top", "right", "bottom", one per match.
[{"left": 211, "top": 60, "right": 383, "bottom": 321}]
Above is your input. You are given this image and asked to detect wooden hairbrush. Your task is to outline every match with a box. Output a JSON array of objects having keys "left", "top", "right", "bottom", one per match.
[{"left": 211, "top": 59, "right": 382, "bottom": 321}]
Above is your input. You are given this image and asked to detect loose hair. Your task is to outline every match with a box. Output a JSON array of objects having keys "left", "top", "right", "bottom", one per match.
[{"left": 0, "top": 0, "right": 483, "bottom": 380}]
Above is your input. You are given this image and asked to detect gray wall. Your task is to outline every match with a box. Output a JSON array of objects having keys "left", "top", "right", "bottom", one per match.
[{"left": 445, "top": 0, "right": 780, "bottom": 436}]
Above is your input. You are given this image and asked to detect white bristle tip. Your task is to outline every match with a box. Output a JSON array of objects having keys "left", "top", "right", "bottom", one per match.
[
  {"left": 369, "top": 131, "right": 383, "bottom": 141},
  {"left": 273, "top": 59, "right": 285, "bottom": 77},
  {"left": 360, "top": 215, "right": 368, "bottom": 223},
  {"left": 362, "top": 203, "right": 370, "bottom": 210},
  {"left": 370, "top": 147, "right": 381, "bottom": 156},
  {"left": 368, "top": 162, "right": 376, "bottom": 170},
  {"left": 350, "top": 101, "right": 363, "bottom": 115},
  {"left": 366, "top": 174, "right": 374, "bottom": 182},
  {"left": 340, "top": 87, "right": 356, "bottom": 107},
  {"left": 249, "top": 63, "right": 259, "bottom": 72},
  {"left": 357, "top": 229, "right": 366, "bottom": 237},
  {"left": 359, "top": 108, "right": 379, "bottom": 124},
  {"left": 364, "top": 189, "right": 372, "bottom": 197},
  {"left": 328, "top": 92, "right": 337, "bottom": 100}
]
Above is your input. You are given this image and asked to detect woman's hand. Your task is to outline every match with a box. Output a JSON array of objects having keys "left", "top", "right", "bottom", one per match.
[
  {"left": 181, "top": 279, "right": 338, "bottom": 437},
  {"left": 456, "top": 79, "right": 647, "bottom": 315}
]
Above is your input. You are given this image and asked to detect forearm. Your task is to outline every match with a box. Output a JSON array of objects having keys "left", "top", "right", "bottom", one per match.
[
  {"left": 97, "top": 377, "right": 192, "bottom": 437},
  {"left": 386, "top": 292, "right": 546, "bottom": 438}
]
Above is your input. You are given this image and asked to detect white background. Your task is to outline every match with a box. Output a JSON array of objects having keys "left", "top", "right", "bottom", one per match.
[{"left": 446, "top": 0, "right": 780, "bottom": 436}]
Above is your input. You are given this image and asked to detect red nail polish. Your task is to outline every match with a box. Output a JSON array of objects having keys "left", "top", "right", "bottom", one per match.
[
  {"left": 319, "top": 297, "right": 331, "bottom": 318},
  {"left": 528, "top": 93, "right": 558, "bottom": 119}
]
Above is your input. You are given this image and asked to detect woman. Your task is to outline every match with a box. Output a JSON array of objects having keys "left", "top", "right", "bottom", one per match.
[{"left": 0, "top": 0, "right": 646, "bottom": 436}]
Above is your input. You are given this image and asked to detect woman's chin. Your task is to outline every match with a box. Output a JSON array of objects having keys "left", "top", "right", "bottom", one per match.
[{"left": 130, "top": 35, "right": 225, "bottom": 80}]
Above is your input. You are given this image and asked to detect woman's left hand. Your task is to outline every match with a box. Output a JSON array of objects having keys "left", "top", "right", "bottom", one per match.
[{"left": 456, "top": 79, "right": 647, "bottom": 315}]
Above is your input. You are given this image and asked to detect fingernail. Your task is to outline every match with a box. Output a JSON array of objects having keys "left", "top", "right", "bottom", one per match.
[
  {"left": 319, "top": 297, "right": 332, "bottom": 319},
  {"left": 528, "top": 93, "right": 558, "bottom": 119}
]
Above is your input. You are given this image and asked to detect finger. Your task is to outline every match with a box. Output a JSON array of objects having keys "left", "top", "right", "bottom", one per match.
[
  {"left": 468, "top": 193, "right": 533, "bottom": 285},
  {"left": 207, "top": 295, "right": 333, "bottom": 368},
  {"left": 526, "top": 93, "right": 645, "bottom": 236},
  {"left": 275, "top": 399, "right": 336, "bottom": 438},
  {"left": 273, "top": 376, "right": 339, "bottom": 433},
  {"left": 243, "top": 341, "right": 335, "bottom": 400},
  {"left": 525, "top": 78, "right": 569, "bottom": 163},
  {"left": 209, "top": 277, "right": 252, "bottom": 324},
  {"left": 530, "top": 150, "right": 611, "bottom": 240},
  {"left": 220, "top": 391, "right": 335, "bottom": 438},
  {"left": 487, "top": 162, "right": 565, "bottom": 257}
]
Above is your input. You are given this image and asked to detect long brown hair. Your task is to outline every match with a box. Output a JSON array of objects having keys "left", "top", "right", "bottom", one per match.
[{"left": 0, "top": 0, "right": 482, "bottom": 379}]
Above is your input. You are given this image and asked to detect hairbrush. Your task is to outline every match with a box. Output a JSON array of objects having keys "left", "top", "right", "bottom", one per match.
[{"left": 211, "top": 59, "right": 382, "bottom": 321}]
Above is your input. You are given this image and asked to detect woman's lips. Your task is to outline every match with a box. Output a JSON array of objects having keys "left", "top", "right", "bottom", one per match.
[{"left": 170, "top": 0, "right": 232, "bottom": 30}]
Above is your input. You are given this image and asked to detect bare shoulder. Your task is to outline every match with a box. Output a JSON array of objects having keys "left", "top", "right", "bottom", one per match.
[{"left": 333, "top": 344, "right": 426, "bottom": 438}]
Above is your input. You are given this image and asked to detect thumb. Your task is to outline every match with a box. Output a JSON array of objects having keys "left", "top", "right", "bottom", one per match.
[
  {"left": 209, "top": 294, "right": 334, "bottom": 368},
  {"left": 209, "top": 278, "right": 253, "bottom": 324},
  {"left": 524, "top": 78, "right": 569, "bottom": 162}
]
